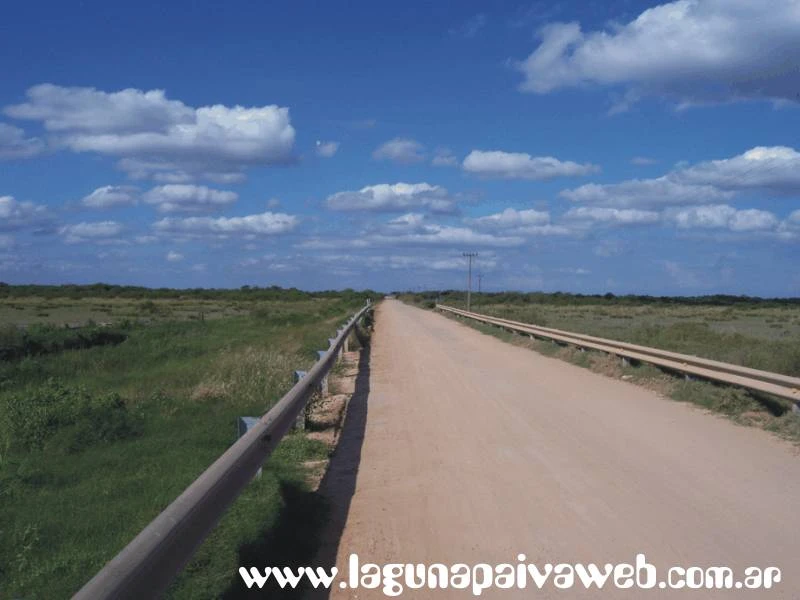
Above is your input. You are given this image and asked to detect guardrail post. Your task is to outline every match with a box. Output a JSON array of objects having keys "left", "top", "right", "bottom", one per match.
[
  {"left": 236, "top": 417, "right": 262, "bottom": 478},
  {"left": 316, "top": 350, "right": 329, "bottom": 396},
  {"left": 329, "top": 337, "right": 342, "bottom": 361},
  {"left": 292, "top": 370, "right": 308, "bottom": 430}
]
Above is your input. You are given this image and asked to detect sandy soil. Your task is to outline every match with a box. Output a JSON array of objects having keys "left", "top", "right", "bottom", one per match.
[{"left": 311, "top": 300, "right": 800, "bottom": 599}]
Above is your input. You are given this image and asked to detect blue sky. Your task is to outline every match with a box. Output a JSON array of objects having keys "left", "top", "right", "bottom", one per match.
[{"left": 1, "top": 0, "right": 799, "bottom": 295}]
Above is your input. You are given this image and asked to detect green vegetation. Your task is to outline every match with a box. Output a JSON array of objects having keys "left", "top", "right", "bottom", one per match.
[
  {"left": 0, "top": 286, "right": 374, "bottom": 599},
  {"left": 401, "top": 290, "right": 800, "bottom": 376}
]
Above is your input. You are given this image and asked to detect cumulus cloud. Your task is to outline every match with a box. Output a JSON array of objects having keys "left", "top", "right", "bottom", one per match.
[
  {"left": 463, "top": 150, "right": 599, "bottom": 180},
  {"left": 562, "top": 146, "right": 800, "bottom": 208},
  {"left": 560, "top": 177, "right": 734, "bottom": 208},
  {"left": 326, "top": 182, "right": 457, "bottom": 213},
  {"left": 0, "top": 123, "right": 44, "bottom": 159},
  {"left": 777, "top": 209, "right": 800, "bottom": 240},
  {"left": 142, "top": 184, "right": 237, "bottom": 213},
  {"left": 666, "top": 204, "right": 779, "bottom": 232},
  {"left": 59, "top": 221, "right": 124, "bottom": 244},
  {"left": 166, "top": 250, "right": 184, "bottom": 262},
  {"left": 372, "top": 138, "right": 425, "bottom": 164},
  {"left": 316, "top": 140, "right": 339, "bottom": 157},
  {"left": 153, "top": 211, "right": 298, "bottom": 239},
  {"left": 466, "top": 207, "right": 575, "bottom": 237},
  {"left": 0, "top": 195, "right": 52, "bottom": 231},
  {"left": 80, "top": 185, "right": 139, "bottom": 208},
  {"left": 5, "top": 84, "right": 296, "bottom": 181},
  {"left": 469, "top": 208, "right": 550, "bottom": 230},
  {"left": 675, "top": 146, "right": 800, "bottom": 193},
  {"left": 373, "top": 223, "right": 523, "bottom": 247},
  {"left": 563, "top": 206, "right": 661, "bottom": 226},
  {"left": 516, "top": 0, "right": 800, "bottom": 108}
]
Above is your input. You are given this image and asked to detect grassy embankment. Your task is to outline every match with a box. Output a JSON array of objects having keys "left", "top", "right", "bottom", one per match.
[
  {"left": 0, "top": 287, "right": 372, "bottom": 599},
  {"left": 402, "top": 291, "right": 800, "bottom": 443}
]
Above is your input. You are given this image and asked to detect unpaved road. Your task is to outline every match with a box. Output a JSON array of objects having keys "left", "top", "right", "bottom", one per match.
[{"left": 315, "top": 300, "right": 800, "bottom": 598}]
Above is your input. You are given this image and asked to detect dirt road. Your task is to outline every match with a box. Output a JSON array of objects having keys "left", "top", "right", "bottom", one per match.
[{"left": 314, "top": 300, "right": 800, "bottom": 598}]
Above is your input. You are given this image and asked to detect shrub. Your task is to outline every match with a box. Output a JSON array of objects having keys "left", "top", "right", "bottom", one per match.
[{"left": 0, "top": 379, "right": 141, "bottom": 453}]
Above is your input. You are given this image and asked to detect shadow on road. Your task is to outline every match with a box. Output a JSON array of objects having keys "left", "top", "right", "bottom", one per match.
[{"left": 305, "top": 340, "right": 371, "bottom": 599}]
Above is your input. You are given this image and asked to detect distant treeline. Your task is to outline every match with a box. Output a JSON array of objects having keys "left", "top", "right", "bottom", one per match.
[
  {"left": 0, "top": 283, "right": 379, "bottom": 302},
  {"left": 401, "top": 290, "right": 800, "bottom": 308}
]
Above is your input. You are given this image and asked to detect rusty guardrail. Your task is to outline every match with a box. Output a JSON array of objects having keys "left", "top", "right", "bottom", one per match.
[
  {"left": 73, "top": 301, "right": 372, "bottom": 600},
  {"left": 437, "top": 304, "right": 800, "bottom": 403}
]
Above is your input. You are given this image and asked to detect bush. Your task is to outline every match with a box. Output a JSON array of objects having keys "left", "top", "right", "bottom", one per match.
[{"left": 0, "top": 379, "right": 141, "bottom": 453}]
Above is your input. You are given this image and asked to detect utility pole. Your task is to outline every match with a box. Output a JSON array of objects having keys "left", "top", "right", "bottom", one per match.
[
  {"left": 463, "top": 252, "right": 478, "bottom": 312},
  {"left": 477, "top": 272, "right": 482, "bottom": 294}
]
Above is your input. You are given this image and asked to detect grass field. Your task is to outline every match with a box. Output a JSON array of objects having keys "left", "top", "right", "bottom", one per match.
[{"left": 0, "top": 289, "right": 371, "bottom": 599}]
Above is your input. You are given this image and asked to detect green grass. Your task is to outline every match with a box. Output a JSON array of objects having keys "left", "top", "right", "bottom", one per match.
[{"left": 0, "top": 295, "right": 365, "bottom": 599}]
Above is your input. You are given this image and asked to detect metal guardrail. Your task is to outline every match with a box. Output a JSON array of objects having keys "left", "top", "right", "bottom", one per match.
[
  {"left": 437, "top": 304, "right": 800, "bottom": 403},
  {"left": 73, "top": 302, "right": 372, "bottom": 600}
]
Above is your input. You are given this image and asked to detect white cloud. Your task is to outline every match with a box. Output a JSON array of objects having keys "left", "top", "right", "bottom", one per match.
[
  {"left": 371, "top": 224, "right": 523, "bottom": 247},
  {"left": 675, "top": 146, "right": 800, "bottom": 193},
  {"left": 153, "top": 211, "right": 298, "bottom": 239},
  {"left": 386, "top": 212, "right": 428, "bottom": 230},
  {"left": 0, "top": 195, "right": 52, "bottom": 231},
  {"left": 142, "top": 184, "right": 237, "bottom": 213},
  {"left": 0, "top": 123, "right": 44, "bottom": 159},
  {"left": 316, "top": 140, "right": 339, "bottom": 157},
  {"left": 469, "top": 207, "right": 551, "bottom": 230},
  {"left": 80, "top": 185, "right": 139, "bottom": 208},
  {"left": 431, "top": 147, "right": 458, "bottom": 167},
  {"left": 5, "top": 84, "right": 296, "bottom": 181},
  {"left": 563, "top": 206, "right": 661, "bottom": 225},
  {"left": 326, "top": 182, "right": 457, "bottom": 213},
  {"left": 516, "top": 0, "right": 800, "bottom": 107},
  {"left": 631, "top": 156, "right": 658, "bottom": 166},
  {"left": 372, "top": 138, "right": 425, "bottom": 164},
  {"left": 463, "top": 150, "right": 599, "bottom": 180},
  {"left": 0, "top": 234, "right": 14, "bottom": 249},
  {"left": 560, "top": 177, "right": 733, "bottom": 208},
  {"left": 667, "top": 204, "right": 779, "bottom": 232},
  {"left": 777, "top": 209, "right": 800, "bottom": 241},
  {"left": 59, "top": 221, "right": 124, "bottom": 244},
  {"left": 562, "top": 146, "right": 800, "bottom": 208},
  {"left": 323, "top": 252, "right": 499, "bottom": 272},
  {"left": 166, "top": 250, "right": 184, "bottom": 262},
  {"left": 465, "top": 207, "right": 575, "bottom": 237}
]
